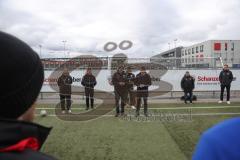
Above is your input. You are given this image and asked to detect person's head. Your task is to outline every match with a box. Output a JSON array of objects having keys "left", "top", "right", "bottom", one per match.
[
  {"left": 126, "top": 66, "right": 132, "bottom": 73},
  {"left": 86, "top": 68, "right": 92, "bottom": 75},
  {"left": 0, "top": 31, "right": 44, "bottom": 122},
  {"left": 223, "top": 64, "right": 229, "bottom": 71},
  {"left": 117, "top": 66, "right": 124, "bottom": 73},
  {"left": 140, "top": 66, "right": 146, "bottom": 74},
  {"left": 63, "top": 67, "right": 69, "bottom": 76},
  {"left": 185, "top": 71, "right": 190, "bottom": 77}
]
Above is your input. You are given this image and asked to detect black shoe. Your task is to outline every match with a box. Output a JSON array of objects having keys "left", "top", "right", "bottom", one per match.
[
  {"left": 120, "top": 112, "right": 126, "bottom": 116},
  {"left": 135, "top": 112, "right": 140, "bottom": 117},
  {"left": 115, "top": 113, "right": 119, "bottom": 117},
  {"left": 86, "top": 108, "right": 89, "bottom": 110},
  {"left": 144, "top": 113, "right": 149, "bottom": 117},
  {"left": 91, "top": 106, "right": 94, "bottom": 109},
  {"left": 184, "top": 101, "right": 187, "bottom": 104}
]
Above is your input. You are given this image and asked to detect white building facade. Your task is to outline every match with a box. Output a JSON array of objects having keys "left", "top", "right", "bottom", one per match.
[{"left": 181, "top": 40, "right": 240, "bottom": 68}]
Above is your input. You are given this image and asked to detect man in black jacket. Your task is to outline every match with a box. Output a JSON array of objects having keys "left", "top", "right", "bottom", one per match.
[
  {"left": 81, "top": 68, "right": 97, "bottom": 110},
  {"left": 135, "top": 66, "right": 152, "bottom": 117},
  {"left": 112, "top": 66, "right": 128, "bottom": 117},
  {"left": 218, "top": 64, "right": 233, "bottom": 104},
  {"left": 181, "top": 71, "right": 195, "bottom": 104},
  {"left": 0, "top": 31, "right": 56, "bottom": 160},
  {"left": 57, "top": 68, "right": 73, "bottom": 113}
]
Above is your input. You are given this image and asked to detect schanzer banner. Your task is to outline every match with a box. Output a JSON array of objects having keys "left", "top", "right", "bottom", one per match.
[{"left": 42, "top": 69, "right": 239, "bottom": 92}]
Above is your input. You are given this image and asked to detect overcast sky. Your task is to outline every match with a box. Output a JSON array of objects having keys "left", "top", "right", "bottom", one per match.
[{"left": 0, "top": 0, "right": 240, "bottom": 58}]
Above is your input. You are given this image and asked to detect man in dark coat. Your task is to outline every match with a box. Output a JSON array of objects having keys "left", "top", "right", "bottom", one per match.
[
  {"left": 112, "top": 66, "right": 128, "bottom": 117},
  {"left": 81, "top": 68, "right": 97, "bottom": 110},
  {"left": 0, "top": 31, "right": 56, "bottom": 160},
  {"left": 135, "top": 66, "right": 152, "bottom": 117},
  {"left": 218, "top": 64, "right": 233, "bottom": 104},
  {"left": 126, "top": 67, "right": 136, "bottom": 108},
  {"left": 181, "top": 71, "right": 195, "bottom": 104},
  {"left": 57, "top": 68, "right": 73, "bottom": 113}
]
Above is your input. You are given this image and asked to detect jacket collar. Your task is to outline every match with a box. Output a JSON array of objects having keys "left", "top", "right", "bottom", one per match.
[{"left": 0, "top": 118, "right": 52, "bottom": 150}]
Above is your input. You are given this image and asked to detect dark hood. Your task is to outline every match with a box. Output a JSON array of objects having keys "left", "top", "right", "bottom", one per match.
[{"left": 0, "top": 118, "right": 51, "bottom": 150}]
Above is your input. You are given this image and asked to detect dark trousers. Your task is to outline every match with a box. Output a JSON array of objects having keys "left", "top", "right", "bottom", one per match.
[
  {"left": 136, "top": 96, "right": 148, "bottom": 115},
  {"left": 184, "top": 90, "right": 193, "bottom": 103},
  {"left": 220, "top": 84, "right": 231, "bottom": 101},
  {"left": 60, "top": 94, "right": 71, "bottom": 110},
  {"left": 127, "top": 88, "right": 136, "bottom": 106},
  {"left": 85, "top": 87, "right": 94, "bottom": 109},
  {"left": 115, "top": 90, "right": 127, "bottom": 114}
]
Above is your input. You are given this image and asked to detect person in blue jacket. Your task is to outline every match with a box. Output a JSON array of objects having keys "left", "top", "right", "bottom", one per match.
[{"left": 192, "top": 117, "right": 240, "bottom": 160}]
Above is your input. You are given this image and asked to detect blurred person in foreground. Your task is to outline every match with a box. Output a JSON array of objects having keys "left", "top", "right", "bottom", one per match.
[
  {"left": 0, "top": 31, "right": 56, "bottom": 159},
  {"left": 134, "top": 66, "right": 152, "bottom": 117},
  {"left": 181, "top": 71, "right": 195, "bottom": 104},
  {"left": 81, "top": 68, "right": 97, "bottom": 110},
  {"left": 192, "top": 117, "right": 240, "bottom": 160},
  {"left": 57, "top": 68, "right": 73, "bottom": 113},
  {"left": 218, "top": 64, "right": 233, "bottom": 104}
]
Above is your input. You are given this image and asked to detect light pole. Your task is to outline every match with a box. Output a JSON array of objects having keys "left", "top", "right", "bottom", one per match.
[
  {"left": 62, "top": 40, "right": 67, "bottom": 58},
  {"left": 39, "top": 45, "right": 42, "bottom": 58},
  {"left": 174, "top": 39, "right": 178, "bottom": 48}
]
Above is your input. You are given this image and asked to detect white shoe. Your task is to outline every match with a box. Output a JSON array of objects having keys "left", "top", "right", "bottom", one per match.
[
  {"left": 218, "top": 100, "right": 223, "bottom": 104},
  {"left": 62, "top": 110, "right": 66, "bottom": 114},
  {"left": 68, "top": 110, "right": 72, "bottom": 113},
  {"left": 131, "top": 106, "right": 136, "bottom": 109},
  {"left": 227, "top": 101, "right": 231, "bottom": 104}
]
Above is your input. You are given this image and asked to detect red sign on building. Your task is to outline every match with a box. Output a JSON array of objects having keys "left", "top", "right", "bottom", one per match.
[{"left": 214, "top": 43, "right": 221, "bottom": 51}]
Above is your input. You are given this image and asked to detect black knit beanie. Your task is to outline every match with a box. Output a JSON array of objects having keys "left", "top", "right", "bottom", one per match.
[{"left": 0, "top": 31, "right": 44, "bottom": 119}]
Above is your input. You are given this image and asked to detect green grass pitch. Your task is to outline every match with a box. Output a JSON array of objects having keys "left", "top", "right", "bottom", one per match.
[{"left": 35, "top": 102, "right": 240, "bottom": 160}]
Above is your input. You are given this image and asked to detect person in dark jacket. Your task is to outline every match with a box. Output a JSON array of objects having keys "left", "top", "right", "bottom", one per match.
[
  {"left": 81, "top": 68, "right": 97, "bottom": 110},
  {"left": 126, "top": 67, "right": 136, "bottom": 108},
  {"left": 112, "top": 66, "right": 128, "bottom": 117},
  {"left": 0, "top": 31, "right": 56, "bottom": 160},
  {"left": 218, "top": 64, "right": 233, "bottom": 104},
  {"left": 181, "top": 71, "right": 195, "bottom": 104},
  {"left": 134, "top": 66, "right": 152, "bottom": 117},
  {"left": 57, "top": 68, "right": 73, "bottom": 113}
]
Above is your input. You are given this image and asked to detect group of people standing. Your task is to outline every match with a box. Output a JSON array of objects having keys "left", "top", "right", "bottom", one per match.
[
  {"left": 57, "top": 68, "right": 97, "bottom": 113},
  {"left": 181, "top": 64, "right": 233, "bottom": 104},
  {"left": 111, "top": 66, "right": 152, "bottom": 117},
  {"left": 57, "top": 66, "right": 152, "bottom": 117}
]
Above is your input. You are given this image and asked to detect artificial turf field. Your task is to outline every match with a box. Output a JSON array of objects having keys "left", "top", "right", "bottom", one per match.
[{"left": 35, "top": 102, "right": 240, "bottom": 160}]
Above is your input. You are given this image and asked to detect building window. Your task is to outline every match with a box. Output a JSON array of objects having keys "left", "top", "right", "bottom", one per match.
[
  {"left": 192, "top": 48, "right": 195, "bottom": 54},
  {"left": 200, "top": 45, "right": 204, "bottom": 52},
  {"left": 196, "top": 46, "right": 199, "bottom": 53},
  {"left": 188, "top": 49, "right": 191, "bottom": 55},
  {"left": 225, "top": 43, "right": 228, "bottom": 51},
  {"left": 231, "top": 43, "right": 234, "bottom": 51}
]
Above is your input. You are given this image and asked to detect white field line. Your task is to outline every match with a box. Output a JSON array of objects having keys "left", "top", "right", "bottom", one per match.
[
  {"left": 35, "top": 112, "right": 240, "bottom": 117},
  {"left": 36, "top": 106, "right": 240, "bottom": 110}
]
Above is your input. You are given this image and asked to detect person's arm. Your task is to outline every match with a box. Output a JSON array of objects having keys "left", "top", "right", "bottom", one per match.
[
  {"left": 181, "top": 77, "right": 184, "bottom": 90},
  {"left": 192, "top": 78, "right": 195, "bottom": 90},
  {"left": 219, "top": 71, "right": 223, "bottom": 84},
  {"left": 134, "top": 75, "right": 139, "bottom": 86},
  {"left": 147, "top": 74, "right": 152, "bottom": 86},
  {"left": 111, "top": 73, "right": 118, "bottom": 86},
  {"left": 93, "top": 76, "right": 97, "bottom": 86},
  {"left": 81, "top": 75, "right": 85, "bottom": 86},
  {"left": 69, "top": 76, "right": 73, "bottom": 85},
  {"left": 229, "top": 71, "right": 233, "bottom": 83},
  {"left": 57, "top": 76, "right": 62, "bottom": 87}
]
